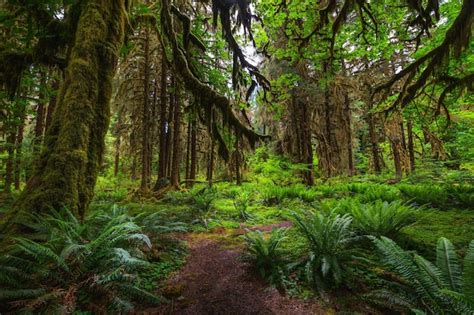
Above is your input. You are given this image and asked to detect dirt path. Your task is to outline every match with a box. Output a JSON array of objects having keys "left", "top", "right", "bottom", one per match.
[{"left": 147, "top": 224, "right": 324, "bottom": 315}]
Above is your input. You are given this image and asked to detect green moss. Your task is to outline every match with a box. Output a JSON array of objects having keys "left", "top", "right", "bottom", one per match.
[
  {"left": 11, "top": 1, "right": 128, "bottom": 221},
  {"left": 400, "top": 208, "right": 474, "bottom": 257}
]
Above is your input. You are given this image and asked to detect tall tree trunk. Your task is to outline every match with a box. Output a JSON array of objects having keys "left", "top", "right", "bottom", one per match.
[
  {"left": 391, "top": 139, "right": 403, "bottom": 178},
  {"left": 140, "top": 27, "right": 151, "bottom": 190},
  {"left": 368, "top": 113, "right": 382, "bottom": 174},
  {"left": 407, "top": 119, "right": 415, "bottom": 172},
  {"left": 344, "top": 93, "right": 355, "bottom": 176},
  {"left": 114, "top": 135, "right": 121, "bottom": 177},
  {"left": 165, "top": 76, "right": 175, "bottom": 179},
  {"left": 4, "top": 132, "right": 16, "bottom": 194},
  {"left": 170, "top": 81, "right": 181, "bottom": 188},
  {"left": 34, "top": 71, "right": 47, "bottom": 150},
  {"left": 400, "top": 121, "right": 407, "bottom": 151},
  {"left": 207, "top": 109, "right": 215, "bottom": 187},
  {"left": 44, "top": 79, "right": 59, "bottom": 133},
  {"left": 189, "top": 118, "right": 197, "bottom": 187},
  {"left": 235, "top": 132, "right": 242, "bottom": 185},
  {"left": 14, "top": 113, "right": 25, "bottom": 190},
  {"left": 13, "top": 1, "right": 128, "bottom": 220},
  {"left": 185, "top": 119, "right": 191, "bottom": 185},
  {"left": 157, "top": 54, "right": 168, "bottom": 180}
]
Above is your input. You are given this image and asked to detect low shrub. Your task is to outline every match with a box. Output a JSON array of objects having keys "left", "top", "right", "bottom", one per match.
[
  {"left": 398, "top": 184, "right": 448, "bottom": 207},
  {"left": 291, "top": 210, "right": 357, "bottom": 291},
  {"left": 243, "top": 228, "right": 289, "bottom": 286},
  {"left": 369, "top": 236, "right": 474, "bottom": 314},
  {"left": 351, "top": 200, "right": 419, "bottom": 238},
  {"left": 0, "top": 207, "right": 164, "bottom": 314}
]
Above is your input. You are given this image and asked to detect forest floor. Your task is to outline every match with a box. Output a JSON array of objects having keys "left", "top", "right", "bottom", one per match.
[{"left": 144, "top": 222, "right": 326, "bottom": 315}]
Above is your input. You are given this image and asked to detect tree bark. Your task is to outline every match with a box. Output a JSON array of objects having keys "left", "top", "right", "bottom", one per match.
[
  {"left": 4, "top": 132, "right": 16, "bottom": 194},
  {"left": 34, "top": 71, "right": 47, "bottom": 150},
  {"left": 44, "top": 79, "right": 59, "bottom": 133},
  {"left": 368, "top": 113, "right": 382, "bottom": 174},
  {"left": 12, "top": 0, "right": 128, "bottom": 220},
  {"left": 156, "top": 52, "right": 168, "bottom": 185},
  {"left": 344, "top": 93, "right": 355, "bottom": 176},
  {"left": 189, "top": 118, "right": 197, "bottom": 186},
  {"left": 140, "top": 27, "right": 151, "bottom": 190},
  {"left": 13, "top": 112, "right": 25, "bottom": 190},
  {"left": 407, "top": 119, "right": 415, "bottom": 172},
  {"left": 170, "top": 81, "right": 182, "bottom": 188}
]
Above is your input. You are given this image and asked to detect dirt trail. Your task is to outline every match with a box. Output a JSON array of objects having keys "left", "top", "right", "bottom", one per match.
[{"left": 147, "top": 223, "right": 324, "bottom": 315}]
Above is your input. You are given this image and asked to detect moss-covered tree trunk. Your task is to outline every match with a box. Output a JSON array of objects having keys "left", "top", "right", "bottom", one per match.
[{"left": 12, "top": 0, "right": 127, "bottom": 219}]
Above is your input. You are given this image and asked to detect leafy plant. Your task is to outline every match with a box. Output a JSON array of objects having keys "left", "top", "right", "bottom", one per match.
[
  {"left": 445, "top": 184, "right": 474, "bottom": 209},
  {"left": 0, "top": 208, "right": 163, "bottom": 314},
  {"left": 232, "top": 191, "right": 254, "bottom": 221},
  {"left": 243, "top": 228, "right": 289, "bottom": 286},
  {"left": 351, "top": 200, "right": 419, "bottom": 238},
  {"left": 398, "top": 184, "right": 448, "bottom": 207},
  {"left": 369, "top": 236, "right": 474, "bottom": 314},
  {"left": 291, "top": 210, "right": 356, "bottom": 291},
  {"left": 357, "top": 185, "right": 401, "bottom": 203},
  {"left": 191, "top": 187, "right": 217, "bottom": 228}
]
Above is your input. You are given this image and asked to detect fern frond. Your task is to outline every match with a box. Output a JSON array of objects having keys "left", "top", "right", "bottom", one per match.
[{"left": 436, "top": 237, "right": 462, "bottom": 291}]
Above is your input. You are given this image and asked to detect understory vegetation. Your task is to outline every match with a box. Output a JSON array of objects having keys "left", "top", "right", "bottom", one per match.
[{"left": 1, "top": 0, "right": 473, "bottom": 314}]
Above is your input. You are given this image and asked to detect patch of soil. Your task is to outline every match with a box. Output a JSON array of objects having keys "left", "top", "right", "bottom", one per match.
[{"left": 145, "top": 225, "right": 324, "bottom": 315}]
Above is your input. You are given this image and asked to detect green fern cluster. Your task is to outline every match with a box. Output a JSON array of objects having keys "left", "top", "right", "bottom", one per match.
[
  {"left": 370, "top": 236, "right": 474, "bottom": 314},
  {"left": 243, "top": 228, "right": 289, "bottom": 286},
  {"left": 0, "top": 207, "right": 167, "bottom": 314},
  {"left": 398, "top": 184, "right": 449, "bottom": 207},
  {"left": 232, "top": 191, "right": 255, "bottom": 222},
  {"left": 261, "top": 184, "right": 324, "bottom": 205},
  {"left": 191, "top": 187, "right": 217, "bottom": 228},
  {"left": 291, "top": 210, "right": 357, "bottom": 291},
  {"left": 350, "top": 200, "right": 419, "bottom": 238}
]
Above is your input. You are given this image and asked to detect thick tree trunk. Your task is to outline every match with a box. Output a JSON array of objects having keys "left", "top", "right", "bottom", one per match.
[
  {"left": 13, "top": 114, "right": 25, "bottom": 190},
  {"left": 12, "top": 1, "right": 127, "bottom": 219},
  {"left": 368, "top": 113, "right": 382, "bottom": 174},
  {"left": 344, "top": 93, "right": 355, "bottom": 176},
  {"left": 235, "top": 132, "right": 242, "bottom": 185},
  {"left": 207, "top": 110, "right": 215, "bottom": 187},
  {"left": 114, "top": 135, "right": 121, "bottom": 177},
  {"left": 44, "top": 79, "right": 59, "bottom": 133},
  {"left": 140, "top": 27, "right": 151, "bottom": 190},
  {"left": 391, "top": 139, "right": 403, "bottom": 178},
  {"left": 407, "top": 119, "right": 415, "bottom": 172},
  {"left": 34, "top": 71, "right": 47, "bottom": 150},
  {"left": 155, "top": 53, "right": 168, "bottom": 188},
  {"left": 185, "top": 119, "right": 191, "bottom": 184},
  {"left": 400, "top": 121, "right": 407, "bottom": 151},
  {"left": 313, "top": 82, "right": 352, "bottom": 178},
  {"left": 189, "top": 118, "right": 197, "bottom": 186},
  {"left": 4, "top": 132, "right": 16, "bottom": 194},
  {"left": 170, "top": 82, "right": 182, "bottom": 188},
  {"left": 165, "top": 77, "right": 175, "bottom": 179}
]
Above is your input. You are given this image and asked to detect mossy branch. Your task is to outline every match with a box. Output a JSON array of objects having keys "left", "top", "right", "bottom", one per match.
[{"left": 160, "top": 0, "right": 269, "bottom": 153}]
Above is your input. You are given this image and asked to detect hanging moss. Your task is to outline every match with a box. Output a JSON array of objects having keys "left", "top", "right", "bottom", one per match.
[{"left": 8, "top": 0, "right": 128, "bottom": 223}]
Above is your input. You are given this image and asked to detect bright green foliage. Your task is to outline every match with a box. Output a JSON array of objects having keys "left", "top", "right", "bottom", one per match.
[
  {"left": 369, "top": 236, "right": 474, "bottom": 314},
  {"left": 232, "top": 191, "right": 254, "bottom": 222},
  {"left": 191, "top": 187, "right": 218, "bottom": 228},
  {"left": 445, "top": 184, "right": 474, "bottom": 209},
  {"left": 0, "top": 207, "right": 166, "bottom": 313},
  {"left": 243, "top": 228, "right": 288, "bottom": 286},
  {"left": 350, "top": 200, "right": 419, "bottom": 238},
  {"left": 357, "top": 185, "right": 401, "bottom": 203},
  {"left": 248, "top": 146, "right": 307, "bottom": 186},
  {"left": 291, "top": 210, "right": 356, "bottom": 291},
  {"left": 398, "top": 184, "right": 449, "bottom": 207}
]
